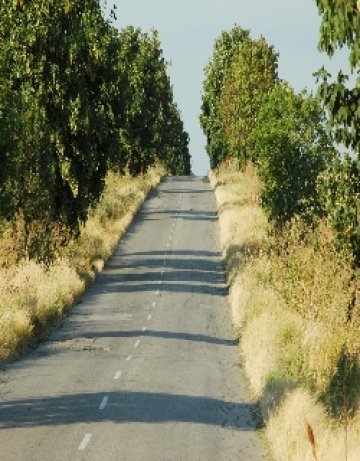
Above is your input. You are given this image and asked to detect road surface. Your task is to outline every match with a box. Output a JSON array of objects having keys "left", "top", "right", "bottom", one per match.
[{"left": 0, "top": 177, "right": 267, "bottom": 461}]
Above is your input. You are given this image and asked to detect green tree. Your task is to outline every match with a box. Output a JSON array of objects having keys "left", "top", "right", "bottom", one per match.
[
  {"left": 255, "top": 83, "right": 333, "bottom": 228},
  {"left": 315, "top": 0, "right": 360, "bottom": 265},
  {"left": 315, "top": 0, "right": 360, "bottom": 155},
  {"left": 200, "top": 26, "right": 250, "bottom": 169},
  {"left": 220, "top": 36, "right": 278, "bottom": 164},
  {"left": 115, "top": 27, "right": 190, "bottom": 176},
  {"left": 0, "top": 2, "right": 190, "bottom": 261},
  {"left": 158, "top": 102, "right": 191, "bottom": 175},
  {"left": 0, "top": 0, "right": 118, "bottom": 242},
  {"left": 318, "top": 155, "right": 360, "bottom": 265}
]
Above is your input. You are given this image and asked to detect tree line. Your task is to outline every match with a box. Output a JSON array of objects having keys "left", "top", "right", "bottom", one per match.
[
  {"left": 0, "top": 0, "right": 191, "bottom": 261},
  {"left": 200, "top": 2, "right": 360, "bottom": 265}
]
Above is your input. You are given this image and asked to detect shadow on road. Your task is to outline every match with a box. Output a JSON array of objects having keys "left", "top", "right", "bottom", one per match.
[
  {"left": 94, "top": 250, "right": 227, "bottom": 297},
  {"left": 142, "top": 209, "right": 218, "bottom": 222},
  {"left": 0, "top": 391, "right": 257, "bottom": 431},
  {"left": 49, "top": 329, "right": 238, "bottom": 347}
]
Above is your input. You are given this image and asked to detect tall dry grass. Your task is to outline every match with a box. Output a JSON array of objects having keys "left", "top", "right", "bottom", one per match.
[
  {"left": 0, "top": 166, "right": 164, "bottom": 361},
  {"left": 211, "top": 161, "right": 360, "bottom": 461},
  {"left": 210, "top": 162, "right": 267, "bottom": 326}
]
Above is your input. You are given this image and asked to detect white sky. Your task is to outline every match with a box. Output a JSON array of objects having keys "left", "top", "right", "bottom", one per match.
[{"left": 108, "top": 0, "right": 351, "bottom": 175}]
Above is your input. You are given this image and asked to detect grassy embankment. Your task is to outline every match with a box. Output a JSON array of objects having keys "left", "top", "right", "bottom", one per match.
[
  {"left": 211, "top": 163, "right": 360, "bottom": 461},
  {"left": 0, "top": 166, "right": 165, "bottom": 362}
]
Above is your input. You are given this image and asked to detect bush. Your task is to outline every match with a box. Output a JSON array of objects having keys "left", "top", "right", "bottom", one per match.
[{"left": 255, "top": 83, "right": 333, "bottom": 229}]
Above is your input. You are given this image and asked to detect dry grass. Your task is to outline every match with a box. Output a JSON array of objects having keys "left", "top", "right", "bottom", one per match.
[
  {"left": 267, "top": 389, "right": 360, "bottom": 461},
  {"left": 66, "top": 170, "right": 161, "bottom": 277},
  {"left": 0, "top": 165, "right": 165, "bottom": 361},
  {"left": 0, "top": 259, "right": 84, "bottom": 360},
  {"left": 210, "top": 162, "right": 267, "bottom": 326},
  {"left": 211, "top": 161, "right": 360, "bottom": 461}
]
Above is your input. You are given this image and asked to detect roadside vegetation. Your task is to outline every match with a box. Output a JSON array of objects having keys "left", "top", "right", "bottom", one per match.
[
  {"left": 211, "top": 163, "right": 360, "bottom": 461},
  {"left": 0, "top": 0, "right": 190, "bottom": 360},
  {"left": 0, "top": 166, "right": 165, "bottom": 361},
  {"left": 202, "top": 3, "right": 360, "bottom": 460}
]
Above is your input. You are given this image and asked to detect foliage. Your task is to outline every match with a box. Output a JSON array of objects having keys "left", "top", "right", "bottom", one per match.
[
  {"left": 220, "top": 36, "right": 278, "bottom": 163},
  {"left": 270, "top": 217, "right": 360, "bottom": 418},
  {"left": 255, "top": 83, "right": 333, "bottom": 228},
  {"left": 314, "top": 0, "right": 360, "bottom": 267},
  {"left": 200, "top": 26, "right": 250, "bottom": 169},
  {"left": 315, "top": 0, "right": 360, "bottom": 156},
  {"left": 200, "top": 26, "right": 278, "bottom": 168},
  {"left": 0, "top": 166, "right": 163, "bottom": 360},
  {"left": 318, "top": 154, "right": 360, "bottom": 265},
  {"left": 0, "top": 0, "right": 122, "bottom": 254},
  {"left": 158, "top": 103, "right": 191, "bottom": 175},
  {"left": 213, "top": 164, "right": 360, "bottom": 436},
  {"left": 0, "top": 2, "right": 190, "bottom": 262},
  {"left": 115, "top": 27, "right": 191, "bottom": 176}
]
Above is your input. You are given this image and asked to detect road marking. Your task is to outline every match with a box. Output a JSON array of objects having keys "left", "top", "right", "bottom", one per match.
[
  {"left": 142, "top": 326, "right": 148, "bottom": 332},
  {"left": 156, "top": 289, "right": 160, "bottom": 296},
  {"left": 126, "top": 355, "right": 132, "bottom": 361},
  {"left": 166, "top": 242, "right": 170, "bottom": 248},
  {"left": 158, "top": 280, "right": 162, "bottom": 285},
  {"left": 163, "top": 260, "right": 166, "bottom": 266},
  {"left": 134, "top": 340, "right": 140, "bottom": 348},
  {"left": 147, "top": 314, "right": 152, "bottom": 321},
  {"left": 161, "top": 271, "right": 164, "bottom": 277},
  {"left": 152, "top": 301, "right": 156, "bottom": 307},
  {"left": 99, "top": 396, "right": 109, "bottom": 410},
  {"left": 113, "top": 370, "right": 122, "bottom": 380},
  {"left": 79, "top": 433, "right": 92, "bottom": 450}
]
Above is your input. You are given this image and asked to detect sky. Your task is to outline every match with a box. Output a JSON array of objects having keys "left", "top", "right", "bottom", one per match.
[{"left": 106, "top": 0, "right": 350, "bottom": 176}]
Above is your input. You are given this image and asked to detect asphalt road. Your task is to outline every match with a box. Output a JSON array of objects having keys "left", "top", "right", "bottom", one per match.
[{"left": 0, "top": 177, "right": 267, "bottom": 461}]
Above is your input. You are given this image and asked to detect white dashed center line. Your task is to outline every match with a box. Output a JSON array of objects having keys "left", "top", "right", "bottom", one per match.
[
  {"left": 99, "top": 396, "right": 109, "bottom": 410},
  {"left": 134, "top": 340, "right": 140, "bottom": 348},
  {"left": 126, "top": 355, "right": 132, "bottom": 361},
  {"left": 79, "top": 433, "right": 92, "bottom": 450},
  {"left": 147, "top": 314, "right": 152, "bottom": 321},
  {"left": 152, "top": 301, "right": 156, "bottom": 308},
  {"left": 113, "top": 370, "right": 122, "bottom": 380},
  {"left": 142, "top": 326, "right": 147, "bottom": 332}
]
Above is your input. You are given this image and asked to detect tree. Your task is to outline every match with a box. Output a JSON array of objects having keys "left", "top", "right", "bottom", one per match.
[
  {"left": 200, "top": 26, "right": 250, "bottom": 169},
  {"left": 0, "top": 2, "right": 190, "bottom": 260},
  {"left": 318, "top": 155, "right": 360, "bottom": 265},
  {"left": 255, "top": 83, "right": 333, "bottom": 228},
  {"left": 220, "top": 36, "right": 278, "bottom": 164},
  {"left": 0, "top": 0, "right": 118, "bottom": 240},
  {"left": 315, "top": 0, "right": 360, "bottom": 156},
  {"left": 315, "top": 0, "right": 360, "bottom": 265},
  {"left": 158, "top": 102, "right": 191, "bottom": 175},
  {"left": 115, "top": 27, "right": 190, "bottom": 176}
]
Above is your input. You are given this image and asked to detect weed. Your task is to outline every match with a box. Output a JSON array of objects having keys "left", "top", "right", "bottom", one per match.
[
  {"left": 306, "top": 421, "right": 317, "bottom": 461},
  {"left": 0, "top": 166, "right": 164, "bottom": 361},
  {"left": 212, "top": 162, "right": 360, "bottom": 461}
]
